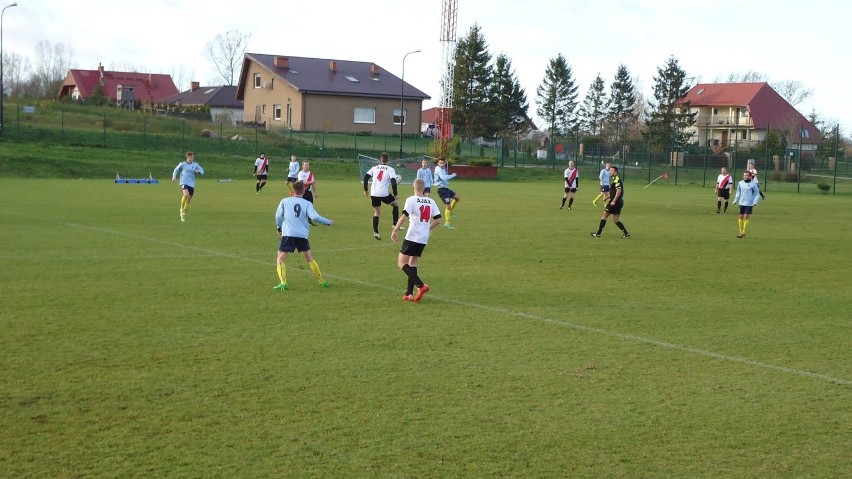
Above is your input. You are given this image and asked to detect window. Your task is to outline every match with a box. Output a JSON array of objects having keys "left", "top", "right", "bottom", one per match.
[
  {"left": 741, "top": 130, "right": 747, "bottom": 140},
  {"left": 354, "top": 107, "right": 376, "bottom": 124},
  {"left": 393, "top": 108, "right": 406, "bottom": 125},
  {"left": 344, "top": 75, "right": 359, "bottom": 83},
  {"left": 253, "top": 73, "right": 261, "bottom": 88},
  {"left": 274, "top": 104, "right": 282, "bottom": 120},
  {"left": 262, "top": 105, "right": 267, "bottom": 114},
  {"left": 270, "top": 78, "right": 274, "bottom": 90},
  {"left": 712, "top": 108, "right": 718, "bottom": 115}
]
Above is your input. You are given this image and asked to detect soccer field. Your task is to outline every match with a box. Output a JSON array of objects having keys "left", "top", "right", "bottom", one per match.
[{"left": 1, "top": 177, "right": 850, "bottom": 477}]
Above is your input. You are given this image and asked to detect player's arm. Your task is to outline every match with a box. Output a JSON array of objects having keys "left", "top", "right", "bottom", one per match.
[
  {"left": 390, "top": 210, "right": 409, "bottom": 242},
  {"left": 391, "top": 177, "right": 398, "bottom": 197},
  {"left": 363, "top": 173, "right": 371, "bottom": 195}
]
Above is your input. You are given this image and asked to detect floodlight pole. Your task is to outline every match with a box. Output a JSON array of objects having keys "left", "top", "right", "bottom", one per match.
[
  {"left": 0, "top": 2, "right": 18, "bottom": 137},
  {"left": 399, "top": 49, "right": 420, "bottom": 159}
]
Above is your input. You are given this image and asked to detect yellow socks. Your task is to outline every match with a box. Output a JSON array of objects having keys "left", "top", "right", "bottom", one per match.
[
  {"left": 308, "top": 260, "right": 324, "bottom": 283},
  {"left": 742, "top": 219, "right": 749, "bottom": 233},
  {"left": 444, "top": 207, "right": 451, "bottom": 224},
  {"left": 276, "top": 263, "right": 287, "bottom": 284},
  {"left": 449, "top": 198, "right": 457, "bottom": 210}
]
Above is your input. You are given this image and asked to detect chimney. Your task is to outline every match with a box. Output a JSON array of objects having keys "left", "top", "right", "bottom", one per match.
[
  {"left": 329, "top": 60, "right": 337, "bottom": 72},
  {"left": 274, "top": 56, "right": 289, "bottom": 69},
  {"left": 191, "top": 81, "right": 200, "bottom": 91},
  {"left": 98, "top": 62, "right": 105, "bottom": 86},
  {"left": 370, "top": 64, "right": 380, "bottom": 76}
]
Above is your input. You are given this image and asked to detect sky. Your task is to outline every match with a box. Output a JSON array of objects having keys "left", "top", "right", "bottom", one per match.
[{"left": 5, "top": 0, "right": 850, "bottom": 134}]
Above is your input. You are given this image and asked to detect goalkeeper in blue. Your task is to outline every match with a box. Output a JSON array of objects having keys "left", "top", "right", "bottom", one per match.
[
  {"left": 171, "top": 151, "right": 205, "bottom": 222},
  {"left": 273, "top": 180, "right": 334, "bottom": 290}
]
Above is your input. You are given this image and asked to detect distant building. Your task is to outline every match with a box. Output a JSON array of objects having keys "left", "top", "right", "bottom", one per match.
[
  {"left": 158, "top": 82, "right": 244, "bottom": 125},
  {"left": 58, "top": 63, "right": 178, "bottom": 104},
  {"left": 681, "top": 82, "right": 819, "bottom": 152},
  {"left": 236, "top": 53, "right": 430, "bottom": 134}
]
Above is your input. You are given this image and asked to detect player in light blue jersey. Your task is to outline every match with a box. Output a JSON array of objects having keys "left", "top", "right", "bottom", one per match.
[
  {"left": 171, "top": 151, "right": 205, "bottom": 222},
  {"left": 286, "top": 155, "right": 300, "bottom": 195},
  {"left": 273, "top": 180, "right": 333, "bottom": 290},
  {"left": 592, "top": 162, "right": 611, "bottom": 206},
  {"left": 416, "top": 159, "right": 434, "bottom": 197},
  {"left": 433, "top": 156, "right": 459, "bottom": 229},
  {"left": 733, "top": 170, "right": 761, "bottom": 238}
]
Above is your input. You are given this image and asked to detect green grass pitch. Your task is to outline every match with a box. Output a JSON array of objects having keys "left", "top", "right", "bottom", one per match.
[{"left": 1, "top": 176, "right": 850, "bottom": 477}]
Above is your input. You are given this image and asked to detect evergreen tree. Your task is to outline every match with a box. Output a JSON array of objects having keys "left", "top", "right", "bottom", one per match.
[
  {"left": 535, "top": 53, "right": 579, "bottom": 143},
  {"left": 452, "top": 24, "right": 493, "bottom": 139},
  {"left": 647, "top": 55, "right": 696, "bottom": 152},
  {"left": 489, "top": 53, "right": 529, "bottom": 136},
  {"left": 578, "top": 73, "right": 607, "bottom": 137},
  {"left": 606, "top": 64, "right": 638, "bottom": 139}
]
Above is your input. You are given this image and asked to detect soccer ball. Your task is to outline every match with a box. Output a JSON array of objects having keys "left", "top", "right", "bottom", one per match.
[{"left": 395, "top": 174, "right": 402, "bottom": 182}]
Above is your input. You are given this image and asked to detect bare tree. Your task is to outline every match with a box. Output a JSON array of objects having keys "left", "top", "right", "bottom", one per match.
[
  {"left": 2, "top": 51, "right": 30, "bottom": 98},
  {"left": 771, "top": 80, "right": 813, "bottom": 107},
  {"left": 31, "top": 40, "right": 73, "bottom": 99},
  {"left": 718, "top": 71, "right": 768, "bottom": 83},
  {"left": 204, "top": 29, "right": 251, "bottom": 86}
]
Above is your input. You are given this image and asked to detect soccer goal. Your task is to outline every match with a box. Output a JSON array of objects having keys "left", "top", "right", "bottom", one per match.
[{"left": 358, "top": 154, "right": 430, "bottom": 185}]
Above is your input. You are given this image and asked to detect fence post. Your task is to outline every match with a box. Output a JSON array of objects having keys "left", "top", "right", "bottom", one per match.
[{"left": 103, "top": 112, "right": 107, "bottom": 147}]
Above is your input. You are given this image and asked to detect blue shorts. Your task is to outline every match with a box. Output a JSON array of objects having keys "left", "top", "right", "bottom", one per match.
[
  {"left": 279, "top": 236, "right": 310, "bottom": 253},
  {"left": 738, "top": 205, "right": 754, "bottom": 215},
  {"left": 600, "top": 185, "right": 610, "bottom": 193},
  {"left": 181, "top": 185, "right": 195, "bottom": 196},
  {"left": 438, "top": 187, "right": 456, "bottom": 205}
]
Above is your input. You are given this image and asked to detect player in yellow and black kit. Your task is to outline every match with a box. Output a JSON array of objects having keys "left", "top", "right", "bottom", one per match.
[{"left": 591, "top": 165, "right": 630, "bottom": 239}]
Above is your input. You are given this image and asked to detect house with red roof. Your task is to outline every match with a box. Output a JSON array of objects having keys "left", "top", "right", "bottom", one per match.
[
  {"left": 236, "top": 54, "right": 430, "bottom": 135},
  {"left": 681, "top": 82, "right": 819, "bottom": 152},
  {"left": 58, "top": 63, "right": 178, "bottom": 105},
  {"left": 158, "top": 82, "right": 244, "bottom": 125}
]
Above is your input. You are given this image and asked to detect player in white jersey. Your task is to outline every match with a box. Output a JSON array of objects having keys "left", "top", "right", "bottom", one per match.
[
  {"left": 286, "top": 155, "right": 300, "bottom": 195},
  {"left": 561, "top": 160, "right": 579, "bottom": 210},
  {"left": 254, "top": 152, "right": 269, "bottom": 194},
  {"left": 363, "top": 152, "right": 399, "bottom": 240},
  {"left": 273, "top": 180, "right": 333, "bottom": 290},
  {"left": 746, "top": 161, "right": 766, "bottom": 200},
  {"left": 296, "top": 161, "right": 316, "bottom": 203},
  {"left": 391, "top": 178, "right": 442, "bottom": 302},
  {"left": 171, "top": 151, "right": 205, "bottom": 222},
  {"left": 715, "top": 167, "right": 733, "bottom": 213}
]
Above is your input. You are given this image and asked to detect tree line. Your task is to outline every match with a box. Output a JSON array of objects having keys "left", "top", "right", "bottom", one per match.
[{"left": 449, "top": 23, "right": 843, "bottom": 154}]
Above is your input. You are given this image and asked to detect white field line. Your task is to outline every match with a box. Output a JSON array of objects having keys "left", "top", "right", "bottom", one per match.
[{"left": 22, "top": 219, "right": 852, "bottom": 387}]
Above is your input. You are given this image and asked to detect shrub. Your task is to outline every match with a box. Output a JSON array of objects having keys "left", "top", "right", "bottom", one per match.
[
  {"left": 817, "top": 183, "right": 832, "bottom": 193},
  {"left": 469, "top": 159, "right": 494, "bottom": 167},
  {"left": 784, "top": 172, "right": 799, "bottom": 182}
]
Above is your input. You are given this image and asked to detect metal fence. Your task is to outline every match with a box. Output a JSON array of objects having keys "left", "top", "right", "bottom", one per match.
[{"left": 3, "top": 103, "right": 847, "bottom": 195}]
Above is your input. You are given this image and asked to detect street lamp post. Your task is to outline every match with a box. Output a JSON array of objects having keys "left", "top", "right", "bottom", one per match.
[
  {"left": 0, "top": 2, "right": 17, "bottom": 137},
  {"left": 399, "top": 49, "right": 420, "bottom": 159}
]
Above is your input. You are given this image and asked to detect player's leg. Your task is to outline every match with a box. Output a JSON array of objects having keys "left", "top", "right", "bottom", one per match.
[
  {"left": 398, "top": 253, "right": 415, "bottom": 300},
  {"left": 613, "top": 212, "right": 630, "bottom": 238},
  {"left": 372, "top": 202, "right": 382, "bottom": 239},
  {"left": 717, "top": 196, "right": 722, "bottom": 213},
  {"left": 592, "top": 211, "right": 610, "bottom": 237},
  {"left": 568, "top": 190, "right": 575, "bottom": 209},
  {"left": 274, "top": 250, "right": 289, "bottom": 290},
  {"left": 303, "top": 249, "right": 329, "bottom": 287}
]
